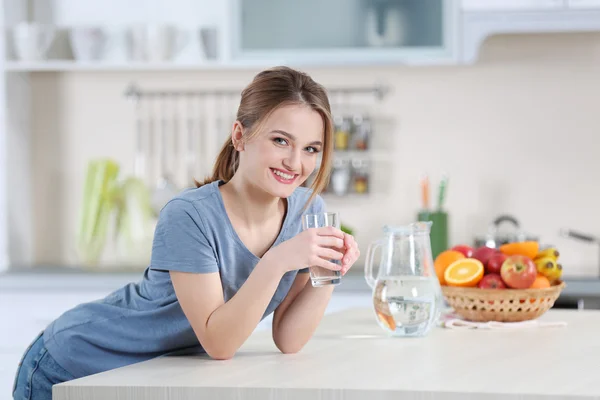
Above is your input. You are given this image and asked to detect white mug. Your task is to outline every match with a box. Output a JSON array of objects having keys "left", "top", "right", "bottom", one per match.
[
  {"left": 12, "top": 22, "right": 55, "bottom": 61},
  {"left": 128, "top": 24, "right": 189, "bottom": 62},
  {"left": 69, "top": 27, "right": 109, "bottom": 61}
]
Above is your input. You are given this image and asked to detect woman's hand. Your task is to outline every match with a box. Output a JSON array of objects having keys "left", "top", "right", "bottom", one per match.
[
  {"left": 264, "top": 226, "right": 345, "bottom": 275},
  {"left": 340, "top": 233, "right": 360, "bottom": 275}
]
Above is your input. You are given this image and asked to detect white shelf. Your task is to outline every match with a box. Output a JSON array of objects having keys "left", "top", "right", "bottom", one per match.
[{"left": 3, "top": 60, "right": 281, "bottom": 72}]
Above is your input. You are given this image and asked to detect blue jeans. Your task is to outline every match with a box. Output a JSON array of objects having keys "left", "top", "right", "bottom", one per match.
[{"left": 12, "top": 332, "right": 75, "bottom": 400}]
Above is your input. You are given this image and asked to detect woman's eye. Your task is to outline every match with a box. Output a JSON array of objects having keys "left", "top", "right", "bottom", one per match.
[
  {"left": 273, "top": 137, "right": 288, "bottom": 145},
  {"left": 306, "top": 146, "right": 320, "bottom": 154}
]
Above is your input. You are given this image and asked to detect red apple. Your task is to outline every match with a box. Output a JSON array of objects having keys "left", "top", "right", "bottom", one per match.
[
  {"left": 487, "top": 253, "right": 508, "bottom": 275},
  {"left": 472, "top": 246, "right": 499, "bottom": 267},
  {"left": 500, "top": 255, "right": 537, "bottom": 289},
  {"left": 451, "top": 244, "right": 474, "bottom": 258},
  {"left": 478, "top": 273, "right": 507, "bottom": 289}
]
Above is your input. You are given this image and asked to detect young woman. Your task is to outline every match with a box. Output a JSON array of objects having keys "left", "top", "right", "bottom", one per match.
[{"left": 13, "top": 66, "right": 360, "bottom": 400}]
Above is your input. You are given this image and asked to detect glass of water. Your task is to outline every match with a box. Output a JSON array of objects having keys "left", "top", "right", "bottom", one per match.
[{"left": 302, "top": 212, "right": 343, "bottom": 287}]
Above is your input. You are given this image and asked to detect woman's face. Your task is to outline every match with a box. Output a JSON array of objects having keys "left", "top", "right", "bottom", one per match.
[{"left": 236, "top": 104, "right": 324, "bottom": 199}]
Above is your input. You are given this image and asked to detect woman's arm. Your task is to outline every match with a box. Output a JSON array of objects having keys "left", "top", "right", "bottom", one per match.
[
  {"left": 171, "top": 226, "right": 345, "bottom": 360},
  {"left": 271, "top": 273, "right": 334, "bottom": 354},
  {"left": 271, "top": 232, "right": 360, "bottom": 353},
  {"left": 171, "top": 256, "right": 283, "bottom": 360}
]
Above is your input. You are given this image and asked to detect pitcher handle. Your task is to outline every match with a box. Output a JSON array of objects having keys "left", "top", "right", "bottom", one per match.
[{"left": 364, "top": 240, "right": 382, "bottom": 289}]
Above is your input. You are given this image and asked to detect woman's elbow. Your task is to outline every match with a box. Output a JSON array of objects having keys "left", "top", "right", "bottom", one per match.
[
  {"left": 274, "top": 339, "right": 305, "bottom": 355},
  {"left": 205, "top": 347, "right": 236, "bottom": 360}
]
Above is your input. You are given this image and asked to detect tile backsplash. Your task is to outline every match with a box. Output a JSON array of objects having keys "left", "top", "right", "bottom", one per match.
[{"left": 27, "top": 32, "right": 600, "bottom": 277}]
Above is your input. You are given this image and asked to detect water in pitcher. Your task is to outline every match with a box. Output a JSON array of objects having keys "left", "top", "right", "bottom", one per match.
[{"left": 373, "top": 276, "right": 438, "bottom": 337}]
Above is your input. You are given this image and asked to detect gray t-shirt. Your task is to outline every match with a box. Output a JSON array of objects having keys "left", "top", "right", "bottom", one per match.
[{"left": 43, "top": 180, "right": 325, "bottom": 378}]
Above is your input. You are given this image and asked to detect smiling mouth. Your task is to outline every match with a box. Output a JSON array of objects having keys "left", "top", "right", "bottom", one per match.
[{"left": 270, "top": 168, "right": 298, "bottom": 184}]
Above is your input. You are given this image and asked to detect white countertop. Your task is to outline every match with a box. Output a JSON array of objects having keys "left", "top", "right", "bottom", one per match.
[
  {"left": 3, "top": 267, "right": 600, "bottom": 296},
  {"left": 54, "top": 308, "right": 600, "bottom": 400}
]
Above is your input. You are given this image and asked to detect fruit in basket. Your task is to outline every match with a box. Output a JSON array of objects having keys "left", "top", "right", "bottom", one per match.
[
  {"left": 472, "top": 246, "right": 499, "bottom": 267},
  {"left": 499, "top": 241, "right": 540, "bottom": 260},
  {"left": 444, "top": 258, "right": 484, "bottom": 287},
  {"left": 486, "top": 253, "right": 508, "bottom": 274},
  {"left": 477, "top": 273, "right": 507, "bottom": 289},
  {"left": 434, "top": 250, "right": 465, "bottom": 285},
  {"left": 535, "top": 247, "right": 560, "bottom": 261},
  {"left": 530, "top": 274, "right": 551, "bottom": 289},
  {"left": 535, "top": 256, "right": 563, "bottom": 283},
  {"left": 500, "top": 255, "right": 537, "bottom": 289},
  {"left": 451, "top": 244, "right": 474, "bottom": 258}
]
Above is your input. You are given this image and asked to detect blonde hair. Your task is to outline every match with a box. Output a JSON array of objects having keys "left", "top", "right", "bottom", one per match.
[{"left": 195, "top": 66, "right": 334, "bottom": 207}]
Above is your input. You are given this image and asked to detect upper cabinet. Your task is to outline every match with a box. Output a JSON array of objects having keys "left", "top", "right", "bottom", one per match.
[
  {"left": 229, "top": 0, "right": 460, "bottom": 66},
  {"left": 461, "top": 0, "right": 565, "bottom": 11},
  {"left": 3, "top": 0, "right": 600, "bottom": 70},
  {"left": 461, "top": 0, "right": 600, "bottom": 63}
]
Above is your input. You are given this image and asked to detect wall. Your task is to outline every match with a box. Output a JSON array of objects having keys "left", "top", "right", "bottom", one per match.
[{"left": 28, "top": 32, "right": 600, "bottom": 277}]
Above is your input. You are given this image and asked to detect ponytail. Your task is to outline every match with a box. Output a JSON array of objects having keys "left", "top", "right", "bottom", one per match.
[{"left": 194, "top": 135, "right": 239, "bottom": 188}]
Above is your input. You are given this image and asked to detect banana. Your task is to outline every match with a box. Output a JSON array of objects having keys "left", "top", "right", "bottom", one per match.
[
  {"left": 535, "top": 247, "right": 560, "bottom": 261},
  {"left": 535, "top": 256, "right": 562, "bottom": 283}
]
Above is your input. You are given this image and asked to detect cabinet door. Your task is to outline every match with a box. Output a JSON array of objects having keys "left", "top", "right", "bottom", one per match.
[
  {"left": 567, "top": 0, "right": 600, "bottom": 8},
  {"left": 462, "top": 0, "right": 564, "bottom": 10},
  {"left": 231, "top": 0, "right": 458, "bottom": 65}
]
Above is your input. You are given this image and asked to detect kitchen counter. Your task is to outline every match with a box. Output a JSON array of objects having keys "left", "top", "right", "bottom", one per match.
[
  {"left": 54, "top": 308, "right": 600, "bottom": 400},
  {"left": 3, "top": 266, "right": 600, "bottom": 296}
]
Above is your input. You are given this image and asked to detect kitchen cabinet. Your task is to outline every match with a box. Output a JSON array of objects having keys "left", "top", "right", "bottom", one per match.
[
  {"left": 567, "top": 0, "right": 600, "bottom": 8},
  {"left": 460, "top": 2, "right": 600, "bottom": 63},
  {"left": 461, "top": 0, "right": 564, "bottom": 11},
  {"left": 231, "top": 0, "right": 460, "bottom": 66}
]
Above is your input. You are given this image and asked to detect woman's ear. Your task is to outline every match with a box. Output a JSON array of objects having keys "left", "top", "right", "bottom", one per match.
[{"left": 231, "top": 121, "right": 245, "bottom": 151}]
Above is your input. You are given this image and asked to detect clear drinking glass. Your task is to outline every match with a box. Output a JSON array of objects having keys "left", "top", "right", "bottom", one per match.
[{"left": 302, "top": 212, "right": 342, "bottom": 287}]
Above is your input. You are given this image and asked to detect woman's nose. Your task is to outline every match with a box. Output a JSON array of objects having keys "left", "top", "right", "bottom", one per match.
[{"left": 283, "top": 149, "right": 302, "bottom": 171}]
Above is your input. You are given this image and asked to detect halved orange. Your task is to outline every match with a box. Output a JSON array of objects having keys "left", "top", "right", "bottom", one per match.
[{"left": 444, "top": 258, "right": 484, "bottom": 287}]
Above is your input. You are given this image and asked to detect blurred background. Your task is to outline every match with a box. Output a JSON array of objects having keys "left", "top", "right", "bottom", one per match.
[{"left": 2, "top": 0, "right": 600, "bottom": 395}]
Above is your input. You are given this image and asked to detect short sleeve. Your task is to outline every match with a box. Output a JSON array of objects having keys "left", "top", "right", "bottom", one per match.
[
  {"left": 150, "top": 198, "right": 219, "bottom": 273},
  {"left": 298, "top": 194, "right": 327, "bottom": 274}
]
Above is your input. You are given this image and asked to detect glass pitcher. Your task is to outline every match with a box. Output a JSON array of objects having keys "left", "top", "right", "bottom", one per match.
[{"left": 364, "top": 222, "right": 443, "bottom": 337}]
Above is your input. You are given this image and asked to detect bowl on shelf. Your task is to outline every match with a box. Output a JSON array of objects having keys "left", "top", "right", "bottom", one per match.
[{"left": 441, "top": 281, "right": 566, "bottom": 322}]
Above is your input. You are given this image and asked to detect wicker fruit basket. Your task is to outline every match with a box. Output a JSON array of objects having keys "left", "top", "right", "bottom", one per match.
[{"left": 441, "top": 281, "right": 566, "bottom": 322}]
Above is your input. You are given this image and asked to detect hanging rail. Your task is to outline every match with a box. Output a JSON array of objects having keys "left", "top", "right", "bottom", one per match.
[{"left": 124, "top": 82, "right": 391, "bottom": 101}]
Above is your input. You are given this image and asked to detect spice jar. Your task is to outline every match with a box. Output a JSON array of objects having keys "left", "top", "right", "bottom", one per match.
[
  {"left": 352, "top": 159, "right": 370, "bottom": 194},
  {"left": 330, "top": 159, "right": 351, "bottom": 196},
  {"left": 334, "top": 116, "right": 351, "bottom": 151},
  {"left": 352, "top": 114, "right": 371, "bottom": 151}
]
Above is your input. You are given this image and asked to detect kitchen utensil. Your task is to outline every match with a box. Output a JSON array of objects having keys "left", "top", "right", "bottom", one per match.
[
  {"left": 364, "top": 222, "right": 443, "bottom": 337},
  {"left": 185, "top": 96, "right": 196, "bottom": 186},
  {"left": 302, "top": 212, "right": 342, "bottom": 287},
  {"left": 441, "top": 281, "right": 565, "bottom": 323},
  {"left": 436, "top": 174, "right": 448, "bottom": 210},
  {"left": 474, "top": 215, "right": 539, "bottom": 249},
  {"left": 420, "top": 174, "right": 429, "bottom": 210},
  {"left": 151, "top": 96, "right": 179, "bottom": 214},
  {"left": 133, "top": 96, "right": 145, "bottom": 179}
]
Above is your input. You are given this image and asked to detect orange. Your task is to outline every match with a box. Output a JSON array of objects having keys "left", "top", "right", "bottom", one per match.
[
  {"left": 434, "top": 250, "right": 465, "bottom": 285},
  {"left": 444, "top": 258, "right": 484, "bottom": 287},
  {"left": 530, "top": 274, "right": 551, "bottom": 289},
  {"left": 499, "top": 241, "right": 539, "bottom": 260}
]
